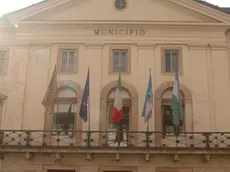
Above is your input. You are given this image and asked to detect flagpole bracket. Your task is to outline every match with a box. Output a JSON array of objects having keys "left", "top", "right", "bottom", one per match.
[
  {"left": 86, "top": 152, "right": 92, "bottom": 161},
  {"left": 25, "top": 152, "right": 33, "bottom": 160},
  {"left": 0, "top": 153, "right": 4, "bottom": 160},
  {"left": 115, "top": 153, "right": 120, "bottom": 161},
  {"left": 203, "top": 153, "right": 210, "bottom": 162},
  {"left": 145, "top": 152, "right": 150, "bottom": 161},
  {"left": 173, "top": 153, "right": 180, "bottom": 162},
  {"left": 55, "top": 153, "right": 63, "bottom": 163}
]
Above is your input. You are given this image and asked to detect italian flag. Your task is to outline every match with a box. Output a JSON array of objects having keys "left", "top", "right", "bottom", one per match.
[
  {"left": 171, "top": 72, "right": 181, "bottom": 126},
  {"left": 111, "top": 72, "right": 123, "bottom": 123}
]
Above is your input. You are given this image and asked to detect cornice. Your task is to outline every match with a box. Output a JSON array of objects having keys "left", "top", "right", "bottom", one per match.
[
  {"left": 211, "top": 47, "right": 228, "bottom": 51},
  {"left": 188, "top": 43, "right": 229, "bottom": 51},
  {"left": 16, "top": 20, "right": 230, "bottom": 27}
]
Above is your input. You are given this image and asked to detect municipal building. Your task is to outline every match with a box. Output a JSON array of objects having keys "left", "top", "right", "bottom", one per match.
[{"left": 0, "top": 0, "right": 230, "bottom": 172}]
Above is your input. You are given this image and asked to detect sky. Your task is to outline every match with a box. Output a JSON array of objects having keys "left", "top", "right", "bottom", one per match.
[{"left": 0, "top": 0, "right": 229, "bottom": 16}]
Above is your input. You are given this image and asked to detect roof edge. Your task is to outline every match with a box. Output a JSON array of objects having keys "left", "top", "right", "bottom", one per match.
[{"left": 193, "top": 0, "right": 230, "bottom": 14}]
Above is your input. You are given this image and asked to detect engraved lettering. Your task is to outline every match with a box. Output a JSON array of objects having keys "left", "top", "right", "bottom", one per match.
[
  {"left": 130, "top": 29, "right": 134, "bottom": 35},
  {"left": 119, "top": 29, "right": 125, "bottom": 35},
  {"left": 108, "top": 29, "right": 114, "bottom": 35},
  {"left": 125, "top": 29, "right": 129, "bottom": 35},
  {"left": 94, "top": 29, "right": 100, "bottom": 35},
  {"left": 93, "top": 28, "right": 146, "bottom": 36},
  {"left": 140, "top": 29, "right": 145, "bottom": 36}
]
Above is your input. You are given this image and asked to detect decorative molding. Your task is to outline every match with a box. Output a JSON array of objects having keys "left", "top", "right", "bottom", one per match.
[
  {"left": 58, "top": 80, "right": 83, "bottom": 97},
  {"left": 154, "top": 81, "right": 192, "bottom": 100},
  {"left": 17, "top": 20, "right": 230, "bottom": 26},
  {"left": 55, "top": 153, "right": 63, "bottom": 162}
]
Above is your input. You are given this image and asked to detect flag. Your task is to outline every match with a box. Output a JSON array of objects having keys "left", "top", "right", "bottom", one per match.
[
  {"left": 79, "top": 68, "right": 90, "bottom": 122},
  {"left": 111, "top": 71, "right": 124, "bottom": 143},
  {"left": 63, "top": 104, "right": 72, "bottom": 131},
  {"left": 141, "top": 69, "right": 153, "bottom": 122},
  {"left": 111, "top": 71, "right": 123, "bottom": 123},
  {"left": 42, "top": 66, "right": 58, "bottom": 110},
  {"left": 171, "top": 60, "right": 182, "bottom": 128},
  {"left": 68, "top": 104, "right": 72, "bottom": 115}
]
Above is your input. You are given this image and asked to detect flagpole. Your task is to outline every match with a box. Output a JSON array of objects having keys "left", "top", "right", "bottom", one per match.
[
  {"left": 146, "top": 68, "right": 151, "bottom": 148},
  {"left": 87, "top": 67, "right": 91, "bottom": 148},
  {"left": 174, "top": 56, "right": 180, "bottom": 136},
  {"left": 87, "top": 96, "right": 90, "bottom": 132},
  {"left": 147, "top": 120, "right": 149, "bottom": 132}
]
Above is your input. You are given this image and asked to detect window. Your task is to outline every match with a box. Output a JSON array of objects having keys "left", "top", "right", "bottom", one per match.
[
  {"left": 162, "top": 48, "right": 182, "bottom": 74},
  {"left": 109, "top": 49, "right": 130, "bottom": 73},
  {"left": 53, "top": 104, "right": 76, "bottom": 131},
  {"left": 161, "top": 88, "right": 184, "bottom": 135},
  {"left": 59, "top": 49, "right": 77, "bottom": 73},
  {"left": 0, "top": 50, "right": 8, "bottom": 73},
  {"left": 53, "top": 87, "right": 77, "bottom": 131},
  {"left": 114, "top": 0, "right": 127, "bottom": 10},
  {"left": 162, "top": 104, "right": 184, "bottom": 135}
]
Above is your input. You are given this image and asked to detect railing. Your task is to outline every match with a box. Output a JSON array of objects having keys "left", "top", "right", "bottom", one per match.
[{"left": 0, "top": 130, "right": 229, "bottom": 151}]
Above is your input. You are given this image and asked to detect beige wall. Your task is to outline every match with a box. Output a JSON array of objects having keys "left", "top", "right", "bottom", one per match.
[
  {"left": 0, "top": 0, "right": 229, "bottom": 133},
  {"left": 0, "top": 25, "right": 229, "bottom": 132}
]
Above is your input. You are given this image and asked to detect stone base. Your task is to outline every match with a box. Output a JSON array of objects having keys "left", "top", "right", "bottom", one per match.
[{"left": 1, "top": 153, "right": 230, "bottom": 172}]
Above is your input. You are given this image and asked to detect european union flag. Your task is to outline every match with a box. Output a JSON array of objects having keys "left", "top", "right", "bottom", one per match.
[{"left": 79, "top": 68, "right": 90, "bottom": 122}]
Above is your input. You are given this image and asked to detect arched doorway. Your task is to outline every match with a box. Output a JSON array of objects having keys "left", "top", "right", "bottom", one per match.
[
  {"left": 0, "top": 92, "right": 6, "bottom": 129},
  {"left": 106, "top": 88, "right": 131, "bottom": 131},
  {"left": 53, "top": 86, "right": 78, "bottom": 132},
  {"left": 161, "top": 88, "right": 185, "bottom": 135},
  {"left": 154, "top": 81, "right": 192, "bottom": 138},
  {"left": 44, "top": 80, "right": 83, "bottom": 131},
  {"left": 100, "top": 80, "right": 138, "bottom": 146}
]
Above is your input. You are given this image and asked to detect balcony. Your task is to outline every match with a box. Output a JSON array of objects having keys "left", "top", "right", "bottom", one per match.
[{"left": 0, "top": 130, "right": 229, "bottom": 155}]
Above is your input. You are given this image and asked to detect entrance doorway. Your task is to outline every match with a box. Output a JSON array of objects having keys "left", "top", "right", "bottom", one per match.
[
  {"left": 104, "top": 171, "right": 132, "bottom": 172},
  {"left": 47, "top": 170, "right": 75, "bottom": 172},
  {"left": 100, "top": 167, "right": 134, "bottom": 172}
]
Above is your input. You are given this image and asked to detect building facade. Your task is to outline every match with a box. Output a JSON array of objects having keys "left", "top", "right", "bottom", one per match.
[{"left": 0, "top": 0, "right": 230, "bottom": 172}]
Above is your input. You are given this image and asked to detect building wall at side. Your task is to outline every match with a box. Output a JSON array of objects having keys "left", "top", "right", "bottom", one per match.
[
  {"left": 0, "top": 25, "right": 229, "bottom": 132},
  {"left": 1, "top": 154, "right": 230, "bottom": 172}
]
